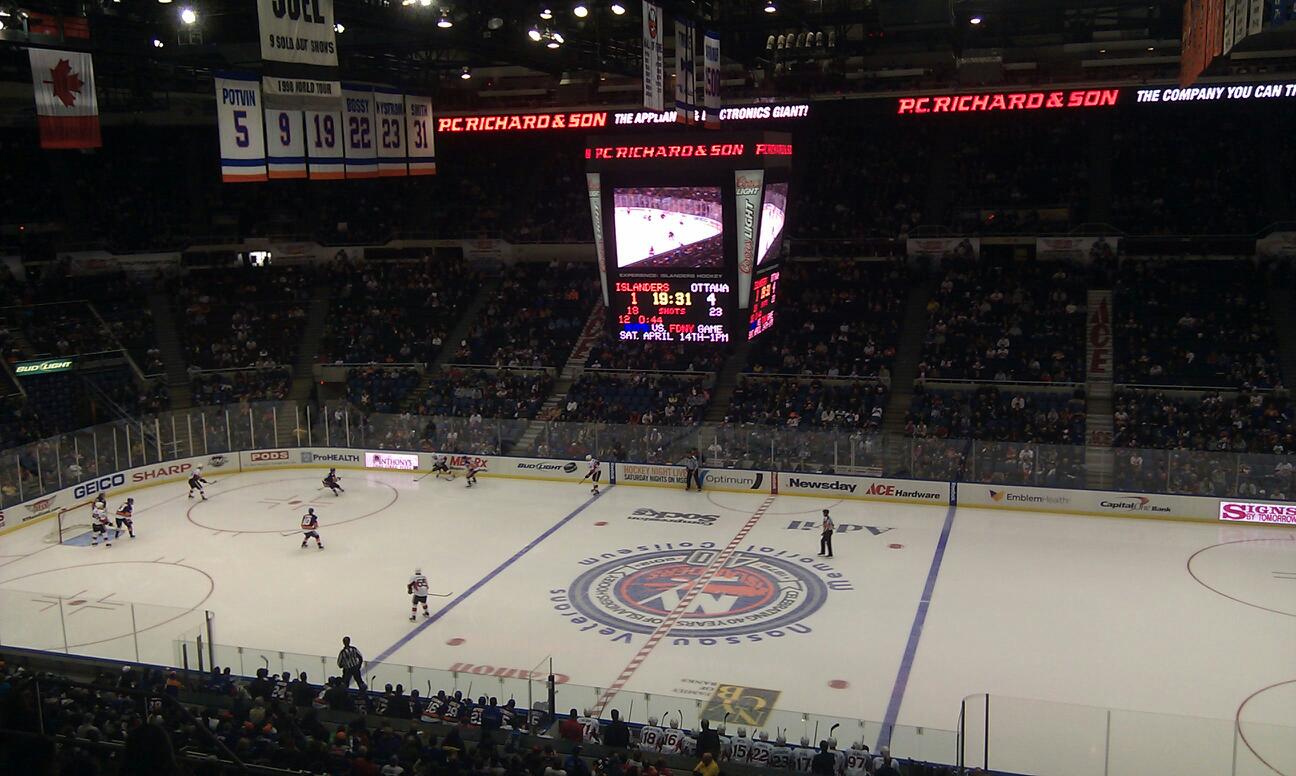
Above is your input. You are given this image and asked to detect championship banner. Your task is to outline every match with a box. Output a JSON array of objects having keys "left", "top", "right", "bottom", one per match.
[
  {"left": 586, "top": 173, "right": 609, "bottom": 304},
  {"left": 642, "top": 2, "right": 665, "bottom": 112},
  {"left": 261, "top": 75, "right": 342, "bottom": 112},
  {"left": 405, "top": 94, "right": 437, "bottom": 175},
  {"left": 257, "top": 0, "right": 338, "bottom": 68},
  {"left": 674, "top": 19, "right": 696, "bottom": 124},
  {"left": 29, "top": 48, "right": 101, "bottom": 149},
  {"left": 702, "top": 31, "right": 721, "bottom": 129},
  {"left": 1035, "top": 236, "right": 1120, "bottom": 262},
  {"left": 214, "top": 73, "right": 268, "bottom": 183},
  {"left": 373, "top": 88, "right": 408, "bottom": 177},
  {"left": 734, "top": 170, "right": 764, "bottom": 309},
  {"left": 265, "top": 108, "right": 307, "bottom": 179},
  {"left": 305, "top": 110, "right": 344, "bottom": 180},
  {"left": 342, "top": 85, "right": 378, "bottom": 179}
]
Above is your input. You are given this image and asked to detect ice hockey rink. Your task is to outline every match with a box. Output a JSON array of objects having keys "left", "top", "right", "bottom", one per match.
[
  {"left": 0, "top": 466, "right": 1292, "bottom": 775},
  {"left": 614, "top": 207, "right": 724, "bottom": 267}
]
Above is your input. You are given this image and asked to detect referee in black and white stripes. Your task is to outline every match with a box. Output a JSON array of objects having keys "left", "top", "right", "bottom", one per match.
[{"left": 337, "top": 636, "right": 367, "bottom": 691}]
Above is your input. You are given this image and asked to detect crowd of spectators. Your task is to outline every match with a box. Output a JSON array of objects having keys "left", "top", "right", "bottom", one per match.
[
  {"left": 918, "top": 258, "right": 1086, "bottom": 383},
  {"left": 415, "top": 368, "right": 553, "bottom": 420},
  {"left": 1111, "top": 388, "right": 1294, "bottom": 454},
  {"left": 457, "top": 263, "right": 598, "bottom": 368},
  {"left": 1114, "top": 260, "right": 1282, "bottom": 388},
  {"left": 725, "top": 377, "right": 887, "bottom": 430},
  {"left": 556, "top": 374, "right": 710, "bottom": 426},
  {"left": 905, "top": 387, "right": 1086, "bottom": 445},
  {"left": 323, "top": 259, "right": 473, "bottom": 365},
  {"left": 190, "top": 369, "right": 291, "bottom": 406},
  {"left": 747, "top": 260, "right": 905, "bottom": 380},
  {"left": 173, "top": 268, "right": 310, "bottom": 370},
  {"left": 347, "top": 368, "right": 422, "bottom": 415}
]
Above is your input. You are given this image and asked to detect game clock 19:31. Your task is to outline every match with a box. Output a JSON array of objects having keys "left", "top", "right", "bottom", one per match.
[{"left": 611, "top": 279, "right": 732, "bottom": 343}]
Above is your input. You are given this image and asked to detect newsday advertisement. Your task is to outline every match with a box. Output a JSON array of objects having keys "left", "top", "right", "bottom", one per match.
[{"left": 1218, "top": 501, "right": 1296, "bottom": 525}]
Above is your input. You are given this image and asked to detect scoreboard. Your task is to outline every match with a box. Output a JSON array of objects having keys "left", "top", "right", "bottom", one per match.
[{"left": 585, "top": 131, "right": 792, "bottom": 345}]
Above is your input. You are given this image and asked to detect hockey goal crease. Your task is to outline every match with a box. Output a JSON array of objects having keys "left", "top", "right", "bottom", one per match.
[{"left": 43, "top": 499, "right": 99, "bottom": 545}]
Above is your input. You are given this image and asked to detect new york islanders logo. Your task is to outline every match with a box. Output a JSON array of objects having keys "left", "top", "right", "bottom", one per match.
[{"left": 561, "top": 546, "right": 849, "bottom": 642}]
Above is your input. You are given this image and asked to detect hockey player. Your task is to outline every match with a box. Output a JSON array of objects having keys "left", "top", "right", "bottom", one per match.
[
  {"left": 91, "top": 501, "right": 112, "bottom": 547},
  {"left": 114, "top": 497, "right": 136, "bottom": 540},
  {"left": 680, "top": 728, "right": 698, "bottom": 758},
  {"left": 421, "top": 691, "right": 448, "bottom": 723},
  {"left": 844, "top": 742, "right": 871, "bottom": 776},
  {"left": 188, "top": 469, "right": 208, "bottom": 500},
  {"left": 271, "top": 671, "right": 291, "bottom": 702},
  {"left": 729, "top": 728, "right": 752, "bottom": 764},
  {"left": 792, "top": 737, "right": 814, "bottom": 773},
  {"left": 770, "top": 734, "right": 794, "bottom": 771},
  {"left": 828, "top": 738, "right": 846, "bottom": 775},
  {"left": 639, "top": 717, "right": 664, "bottom": 754},
  {"left": 578, "top": 709, "right": 601, "bottom": 743},
  {"left": 582, "top": 454, "right": 602, "bottom": 495},
  {"left": 750, "top": 731, "right": 774, "bottom": 767},
  {"left": 464, "top": 460, "right": 485, "bottom": 488},
  {"left": 431, "top": 454, "right": 453, "bottom": 480},
  {"left": 660, "top": 719, "right": 684, "bottom": 755},
  {"left": 443, "top": 690, "right": 465, "bottom": 722},
  {"left": 300, "top": 508, "right": 323, "bottom": 549},
  {"left": 408, "top": 568, "right": 431, "bottom": 621},
  {"left": 322, "top": 468, "right": 345, "bottom": 496}
]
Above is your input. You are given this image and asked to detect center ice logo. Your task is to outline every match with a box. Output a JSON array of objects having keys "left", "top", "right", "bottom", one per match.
[{"left": 557, "top": 546, "right": 849, "bottom": 643}]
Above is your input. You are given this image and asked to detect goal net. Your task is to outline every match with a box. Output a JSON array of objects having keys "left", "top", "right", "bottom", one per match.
[{"left": 43, "top": 499, "right": 97, "bottom": 545}]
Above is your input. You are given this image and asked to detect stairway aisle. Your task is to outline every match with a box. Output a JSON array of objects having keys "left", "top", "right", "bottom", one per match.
[
  {"left": 287, "top": 284, "right": 334, "bottom": 402},
  {"left": 147, "top": 290, "right": 193, "bottom": 409},
  {"left": 511, "top": 302, "right": 605, "bottom": 454},
  {"left": 701, "top": 339, "right": 753, "bottom": 424}
]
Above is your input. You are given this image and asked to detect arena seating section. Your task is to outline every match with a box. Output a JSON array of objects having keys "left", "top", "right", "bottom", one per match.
[
  {"left": 173, "top": 268, "right": 309, "bottom": 370},
  {"left": 323, "top": 258, "right": 473, "bottom": 365},
  {"left": 456, "top": 262, "right": 599, "bottom": 368}
]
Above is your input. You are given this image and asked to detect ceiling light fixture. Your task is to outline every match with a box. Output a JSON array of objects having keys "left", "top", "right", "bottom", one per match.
[
  {"left": 460, "top": 66, "right": 472, "bottom": 79},
  {"left": 540, "top": 7, "right": 553, "bottom": 20},
  {"left": 528, "top": 27, "right": 542, "bottom": 41},
  {"left": 969, "top": 15, "right": 983, "bottom": 25},
  {"left": 179, "top": 6, "right": 196, "bottom": 24},
  {"left": 610, "top": 3, "right": 626, "bottom": 14},
  {"left": 764, "top": 1, "right": 776, "bottom": 13},
  {"left": 437, "top": 15, "right": 453, "bottom": 28},
  {"left": 152, "top": 37, "right": 164, "bottom": 47},
  {"left": 573, "top": 3, "right": 588, "bottom": 18},
  {"left": 334, "top": 22, "right": 344, "bottom": 33}
]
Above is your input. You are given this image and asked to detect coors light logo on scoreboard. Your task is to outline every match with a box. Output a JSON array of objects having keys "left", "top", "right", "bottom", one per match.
[{"left": 734, "top": 170, "right": 764, "bottom": 309}]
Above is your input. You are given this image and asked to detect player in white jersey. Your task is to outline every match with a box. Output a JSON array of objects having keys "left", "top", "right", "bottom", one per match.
[
  {"left": 770, "top": 734, "right": 794, "bottom": 770},
  {"left": 680, "top": 731, "right": 697, "bottom": 757},
  {"left": 90, "top": 503, "right": 112, "bottom": 547},
  {"left": 639, "top": 717, "right": 664, "bottom": 754},
  {"left": 464, "top": 461, "right": 485, "bottom": 488},
  {"left": 844, "top": 743, "right": 871, "bottom": 776},
  {"left": 577, "top": 710, "right": 601, "bottom": 743},
  {"left": 582, "top": 455, "right": 602, "bottom": 495},
  {"left": 408, "top": 568, "right": 431, "bottom": 621},
  {"left": 827, "top": 738, "right": 846, "bottom": 775},
  {"left": 749, "top": 731, "right": 774, "bottom": 767},
  {"left": 659, "top": 719, "right": 684, "bottom": 754},
  {"left": 300, "top": 508, "right": 323, "bottom": 549},
  {"left": 431, "top": 455, "right": 453, "bottom": 480},
  {"left": 716, "top": 726, "right": 733, "bottom": 761},
  {"left": 792, "top": 737, "right": 814, "bottom": 773},
  {"left": 729, "top": 728, "right": 752, "bottom": 763}
]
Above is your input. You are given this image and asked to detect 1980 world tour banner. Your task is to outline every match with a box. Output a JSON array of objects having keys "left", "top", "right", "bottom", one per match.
[{"left": 551, "top": 542, "right": 851, "bottom": 645}]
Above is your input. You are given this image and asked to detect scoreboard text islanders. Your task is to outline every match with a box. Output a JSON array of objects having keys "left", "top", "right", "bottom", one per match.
[{"left": 585, "top": 131, "right": 792, "bottom": 345}]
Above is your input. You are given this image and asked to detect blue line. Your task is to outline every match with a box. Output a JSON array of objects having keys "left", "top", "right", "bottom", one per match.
[
  {"left": 877, "top": 485, "right": 959, "bottom": 751},
  {"left": 368, "top": 485, "right": 611, "bottom": 668}
]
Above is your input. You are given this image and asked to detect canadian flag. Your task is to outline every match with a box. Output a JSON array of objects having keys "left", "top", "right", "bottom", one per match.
[{"left": 29, "top": 48, "right": 101, "bottom": 149}]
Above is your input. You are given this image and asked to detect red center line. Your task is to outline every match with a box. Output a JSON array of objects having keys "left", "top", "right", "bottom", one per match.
[{"left": 592, "top": 495, "right": 776, "bottom": 717}]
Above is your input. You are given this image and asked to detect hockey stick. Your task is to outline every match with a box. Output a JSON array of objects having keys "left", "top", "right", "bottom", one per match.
[
  {"left": 813, "top": 721, "right": 819, "bottom": 743},
  {"left": 261, "top": 655, "right": 270, "bottom": 671},
  {"left": 677, "top": 708, "right": 685, "bottom": 731},
  {"left": 627, "top": 699, "right": 633, "bottom": 723},
  {"left": 828, "top": 723, "right": 839, "bottom": 740},
  {"left": 427, "top": 591, "right": 453, "bottom": 598},
  {"left": 428, "top": 680, "right": 433, "bottom": 697}
]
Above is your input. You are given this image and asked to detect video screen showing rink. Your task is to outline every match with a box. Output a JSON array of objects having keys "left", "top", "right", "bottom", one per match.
[
  {"left": 0, "top": 455, "right": 1291, "bottom": 775},
  {"left": 613, "top": 187, "right": 724, "bottom": 268}
]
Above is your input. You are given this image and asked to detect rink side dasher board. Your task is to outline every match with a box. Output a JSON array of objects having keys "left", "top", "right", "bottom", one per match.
[{"left": 0, "top": 452, "right": 241, "bottom": 539}]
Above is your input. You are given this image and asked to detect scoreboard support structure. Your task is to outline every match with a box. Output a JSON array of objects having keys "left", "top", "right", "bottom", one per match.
[{"left": 584, "top": 132, "right": 792, "bottom": 344}]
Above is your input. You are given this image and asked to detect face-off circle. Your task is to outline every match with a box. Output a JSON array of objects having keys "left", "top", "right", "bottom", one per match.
[{"left": 567, "top": 548, "right": 837, "bottom": 638}]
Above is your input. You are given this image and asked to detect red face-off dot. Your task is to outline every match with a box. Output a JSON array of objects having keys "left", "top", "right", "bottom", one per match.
[
  {"left": 594, "top": 521, "right": 608, "bottom": 526},
  {"left": 888, "top": 543, "right": 903, "bottom": 549},
  {"left": 828, "top": 680, "right": 849, "bottom": 689},
  {"left": 446, "top": 638, "right": 465, "bottom": 646}
]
